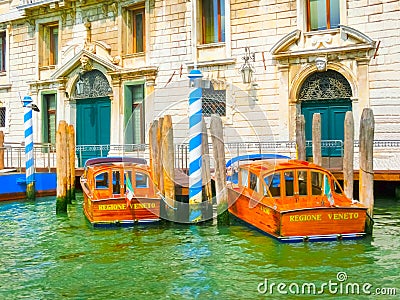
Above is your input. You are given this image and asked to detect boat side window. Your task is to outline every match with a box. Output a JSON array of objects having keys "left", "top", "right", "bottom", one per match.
[
  {"left": 249, "top": 172, "right": 259, "bottom": 192},
  {"left": 333, "top": 179, "right": 343, "bottom": 195},
  {"left": 136, "top": 172, "right": 149, "bottom": 188},
  {"left": 95, "top": 172, "right": 109, "bottom": 189},
  {"left": 112, "top": 170, "right": 121, "bottom": 194},
  {"left": 264, "top": 173, "right": 280, "bottom": 197},
  {"left": 311, "top": 171, "right": 324, "bottom": 195},
  {"left": 124, "top": 171, "right": 133, "bottom": 191},
  {"left": 240, "top": 168, "right": 249, "bottom": 187},
  {"left": 284, "top": 171, "right": 294, "bottom": 196},
  {"left": 298, "top": 170, "right": 308, "bottom": 196}
]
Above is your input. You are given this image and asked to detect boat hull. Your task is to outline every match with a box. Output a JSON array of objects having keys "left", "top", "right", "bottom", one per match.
[
  {"left": 228, "top": 188, "right": 367, "bottom": 242},
  {"left": 83, "top": 194, "right": 161, "bottom": 227}
]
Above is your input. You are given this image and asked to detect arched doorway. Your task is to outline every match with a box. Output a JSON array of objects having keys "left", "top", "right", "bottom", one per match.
[
  {"left": 74, "top": 69, "right": 112, "bottom": 165},
  {"left": 299, "top": 70, "right": 352, "bottom": 158}
]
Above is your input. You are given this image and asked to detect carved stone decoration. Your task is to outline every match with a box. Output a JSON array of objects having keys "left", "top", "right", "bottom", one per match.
[
  {"left": 315, "top": 57, "right": 327, "bottom": 72},
  {"left": 74, "top": 69, "right": 112, "bottom": 99},
  {"left": 109, "top": 3, "right": 117, "bottom": 18},
  {"left": 102, "top": 4, "right": 108, "bottom": 16},
  {"left": 311, "top": 34, "right": 333, "bottom": 48},
  {"left": 299, "top": 70, "right": 352, "bottom": 100},
  {"left": 112, "top": 56, "right": 121, "bottom": 65},
  {"left": 80, "top": 55, "right": 93, "bottom": 72},
  {"left": 84, "top": 19, "right": 91, "bottom": 43},
  {"left": 61, "top": 11, "right": 67, "bottom": 26},
  {"left": 26, "top": 18, "right": 35, "bottom": 29}
]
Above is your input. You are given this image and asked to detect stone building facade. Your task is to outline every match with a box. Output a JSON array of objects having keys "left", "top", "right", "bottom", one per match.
[{"left": 0, "top": 0, "right": 398, "bottom": 165}]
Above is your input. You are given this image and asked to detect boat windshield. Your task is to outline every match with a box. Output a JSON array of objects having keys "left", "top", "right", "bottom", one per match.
[{"left": 264, "top": 173, "right": 281, "bottom": 197}]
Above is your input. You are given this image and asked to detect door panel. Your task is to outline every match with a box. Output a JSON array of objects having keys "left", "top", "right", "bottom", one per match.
[
  {"left": 301, "top": 99, "right": 351, "bottom": 157},
  {"left": 76, "top": 97, "right": 111, "bottom": 166}
]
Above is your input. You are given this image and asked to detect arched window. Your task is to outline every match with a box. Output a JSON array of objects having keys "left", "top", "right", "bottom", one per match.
[
  {"left": 299, "top": 70, "right": 352, "bottom": 100},
  {"left": 74, "top": 69, "right": 112, "bottom": 99}
]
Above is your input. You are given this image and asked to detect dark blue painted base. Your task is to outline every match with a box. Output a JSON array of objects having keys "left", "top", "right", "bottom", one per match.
[{"left": 0, "top": 172, "right": 57, "bottom": 201}]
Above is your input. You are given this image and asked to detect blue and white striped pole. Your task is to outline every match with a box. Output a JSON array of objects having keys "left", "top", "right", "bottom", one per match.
[
  {"left": 188, "top": 69, "right": 203, "bottom": 222},
  {"left": 23, "top": 95, "right": 35, "bottom": 200}
]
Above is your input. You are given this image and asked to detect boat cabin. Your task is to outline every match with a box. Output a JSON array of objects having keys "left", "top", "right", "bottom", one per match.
[{"left": 235, "top": 159, "right": 351, "bottom": 210}]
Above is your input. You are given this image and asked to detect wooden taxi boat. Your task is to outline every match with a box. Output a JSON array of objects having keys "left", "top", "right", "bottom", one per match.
[
  {"left": 227, "top": 157, "right": 370, "bottom": 242},
  {"left": 80, "top": 157, "right": 161, "bottom": 227}
]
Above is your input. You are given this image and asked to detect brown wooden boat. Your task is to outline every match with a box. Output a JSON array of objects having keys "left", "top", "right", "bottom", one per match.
[
  {"left": 80, "top": 157, "right": 161, "bottom": 227},
  {"left": 227, "top": 156, "right": 370, "bottom": 242}
]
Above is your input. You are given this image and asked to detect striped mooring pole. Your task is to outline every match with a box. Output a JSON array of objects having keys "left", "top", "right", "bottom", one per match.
[
  {"left": 188, "top": 69, "right": 203, "bottom": 222},
  {"left": 23, "top": 95, "right": 35, "bottom": 200}
]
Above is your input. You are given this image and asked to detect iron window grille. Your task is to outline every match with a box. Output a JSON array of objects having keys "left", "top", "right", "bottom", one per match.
[
  {"left": 0, "top": 107, "right": 6, "bottom": 127},
  {"left": 202, "top": 85, "right": 226, "bottom": 117}
]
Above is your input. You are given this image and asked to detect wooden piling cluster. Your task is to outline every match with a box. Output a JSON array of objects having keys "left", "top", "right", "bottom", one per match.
[
  {"left": 149, "top": 116, "right": 176, "bottom": 220},
  {"left": 147, "top": 114, "right": 234, "bottom": 224},
  {"left": 297, "top": 107, "right": 375, "bottom": 233},
  {"left": 56, "top": 121, "right": 76, "bottom": 213}
]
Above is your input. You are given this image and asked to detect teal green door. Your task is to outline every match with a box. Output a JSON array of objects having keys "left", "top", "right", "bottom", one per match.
[
  {"left": 301, "top": 99, "right": 351, "bottom": 157},
  {"left": 76, "top": 97, "right": 111, "bottom": 165}
]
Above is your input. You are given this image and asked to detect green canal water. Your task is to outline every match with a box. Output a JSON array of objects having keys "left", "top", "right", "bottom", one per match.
[{"left": 1, "top": 194, "right": 399, "bottom": 299}]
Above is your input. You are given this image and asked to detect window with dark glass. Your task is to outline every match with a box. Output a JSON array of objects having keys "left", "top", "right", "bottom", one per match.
[
  {"left": 124, "top": 84, "right": 145, "bottom": 144},
  {"left": 201, "top": 0, "right": 225, "bottom": 44},
  {"left": 307, "top": 0, "right": 340, "bottom": 31},
  {"left": 40, "top": 23, "right": 59, "bottom": 66},
  {"left": 0, "top": 32, "right": 5, "bottom": 72},
  {"left": 126, "top": 6, "right": 145, "bottom": 54},
  {"left": 0, "top": 107, "right": 6, "bottom": 127},
  {"left": 49, "top": 26, "right": 59, "bottom": 65},
  {"left": 264, "top": 173, "right": 281, "bottom": 197},
  {"left": 135, "top": 172, "right": 149, "bottom": 188},
  {"left": 95, "top": 172, "right": 109, "bottom": 189},
  {"left": 112, "top": 170, "right": 121, "bottom": 194},
  {"left": 42, "top": 94, "right": 56, "bottom": 145}
]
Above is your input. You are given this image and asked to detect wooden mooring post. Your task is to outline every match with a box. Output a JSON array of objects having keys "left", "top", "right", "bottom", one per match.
[
  {"left": 202, "top": 118, "right": 212, "bottom": 204},
  {"left": 161, "top": 115, "right": 176, "bottom": 221},
  {"left": 56, "top": 121, "right": 76, "bottom": 213},
  {"left": 296, "top": 114, "right": 306, "bottom": 161},
  {"left": 149, "top": 120, "right": 159, "bottom": 189},
  {"left": 210, "top": 114, "right": 229, "bottom": 225},
  {"left": 312, "top": 113, "right": 322, "bottom": 166},
  {"left": 0, "top": 130, "right": 4, "bottom": 170},
  {"left": 56, "top": 121, "right": 68, "bottom": 213},
  {"left": 343, "top": 111, "right": 354, "bottom": 200},
  {"left": 68, "top": 124, "right": 76, "bottom": 201},
  {"left": 359, "top": 108, "right": 374, "bottom": 234}
]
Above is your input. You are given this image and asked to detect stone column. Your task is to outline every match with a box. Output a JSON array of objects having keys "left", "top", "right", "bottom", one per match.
[
  {"left": 278, "top": 63, "right": 291, "bottom": 139},
  {"left": 110, "top": 75, "right": 122, "bottom": 149}
]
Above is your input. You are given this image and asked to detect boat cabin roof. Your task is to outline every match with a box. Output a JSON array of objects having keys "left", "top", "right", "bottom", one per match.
[
  {"left": 239, "top": 159, "right": 330, "bottom": 177},
  {"left": 84, "top": 157, "right": 147, "bottom": 168}
]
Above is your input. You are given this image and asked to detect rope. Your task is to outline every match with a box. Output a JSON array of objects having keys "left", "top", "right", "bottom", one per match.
[{"left": 359, "top": 167, "right": 374, "bottom": 176}]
